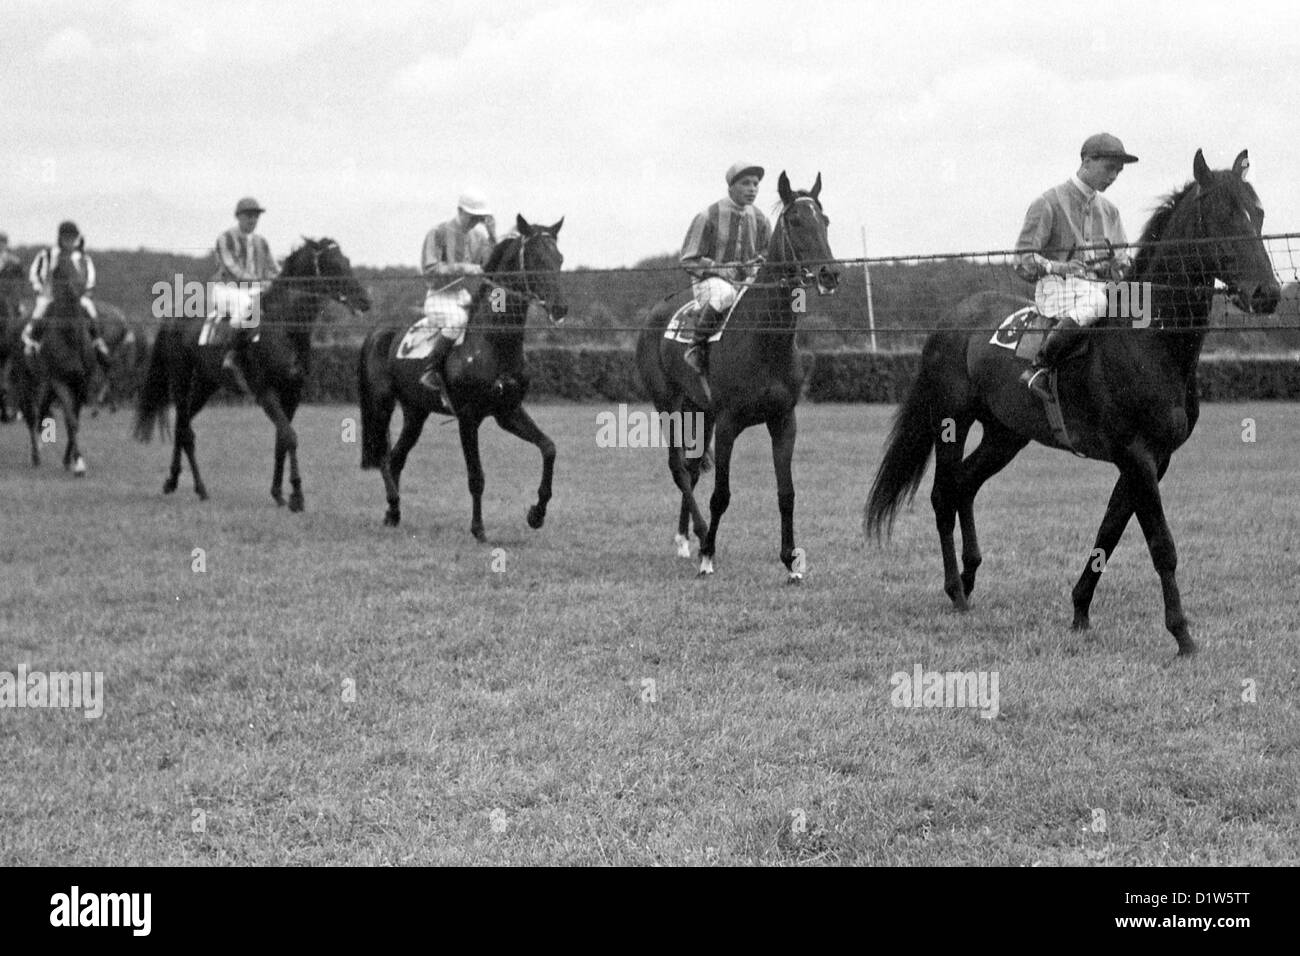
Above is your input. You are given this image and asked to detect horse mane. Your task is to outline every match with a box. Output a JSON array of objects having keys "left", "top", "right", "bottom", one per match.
[{"left": 1129, "top": 180, "right": 1198, "bottom": 277}]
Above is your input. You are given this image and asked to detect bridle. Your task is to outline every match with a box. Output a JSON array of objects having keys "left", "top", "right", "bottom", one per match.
[
  {"left": 485, "top": 231, "right": 562, "bottom": 318},
  {"left": 772, "top": 196, "right": 826, "bottom": 289}
]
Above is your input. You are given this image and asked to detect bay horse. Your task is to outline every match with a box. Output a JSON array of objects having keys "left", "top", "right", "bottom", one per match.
[
  {"left": 134, "top": 238, "right": 370, "bottom": 509},
  {"left": 636, "top": 172, "right": 839, "bottom": 580},
  {"left": 865, "top": 149, "right": 1279, "bottom": 656},
  {"left": 358, "top": 215, "right": 567, "bottom": 540},
  {"left": 12, "top": 254, "right": 94, "bottom": 472}
]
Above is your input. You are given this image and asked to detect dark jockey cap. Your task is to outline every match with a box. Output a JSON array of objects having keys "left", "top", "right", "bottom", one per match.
[
  {"left": 58, "top": 220, "right": 81, "bottom": 240},
  {"left": 1081, "top": 133, "right": 1138, "bottom": 163}
]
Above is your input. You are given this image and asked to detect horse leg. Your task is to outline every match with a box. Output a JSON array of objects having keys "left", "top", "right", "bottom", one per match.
[
  {"left": 931, "top": 415, "right": 970, "bottom": 610},
  {"left": 384, "top": 412, "right": 428, "bottom": 526},
  {"left": 675, "top": 446, "right": 706, "bottom": 558},
  {"left": 1071, "top": 472, "right": 1137, "bottom": 632},
  {"left": 180, "top": 378, "right": 215, "bottom": 499},
  {"left": 457, "top": 414, "right": 488, "bottom": 542},
  {"left": 493, "top": 405, "right": 556, "bottom": 530},
  {"left": 282, "top": 391, "right": 305, "bottom": 511},
  {"left": 698, "top": 411, "right": 737, "bottom": 577},
  {"left": 667, "top": 404, "right": 710, "bottom": 551},
  {"left": 50, "top": 379, "right": 85, "bottom": 476},
  {"left": 767, "top": 409, "right": 801, "bottom": 583},
  {"left": 1119, "top": 446, "right": 1193, "bottom": 655},
  {"left": 953, "top": 420, "right": 1029, "bottom": 600},
  {"left": 260, "top": 391, "right": 302, "bottom": 512}
]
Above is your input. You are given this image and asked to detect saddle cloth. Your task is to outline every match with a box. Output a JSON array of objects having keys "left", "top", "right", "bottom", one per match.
[
  {"left": 394, "top": 314, "right": 467, "bottom": 360},
  {"left": 662, "top": 287, "right": 747, "bottom": 344},
  {"left": 988, "top": 306, "right": 1055, "bottom": 362}
]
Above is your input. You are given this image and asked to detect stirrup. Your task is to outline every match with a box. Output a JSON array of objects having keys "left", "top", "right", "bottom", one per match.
[{"left": 1022, "top": 366, "right": 1052, "bottom": 400}]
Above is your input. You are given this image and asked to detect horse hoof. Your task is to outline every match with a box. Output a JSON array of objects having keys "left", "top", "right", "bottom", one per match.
[
  {"left": 1072, "top": 616, "right": 1091, "bottom": 632},
  {"left": 472, "top": 528, "right": 487, "bottom": 543},
  {"left": 72, "top": 457, "right": 87, "bottom": 477},
  {"left": 273, "top": 494, "right": 285, "bottom": 507},
  {"left": 289, "top": 495, "right": 304, "bottom": 513},
  {"left": 675, "top": 534, "right": 692, "bottom": 559},
  {"left": 1176, "top": 637, "right": 1198, "bottom": 657},
  {"left": 697, "top": 556, "right": 715, "bottom": 577},
  {"left": 383, "top": 512, "right": 400, "bottom": 527},
  {"left": 196, "top": 488, "right": 209, "bottom": 501},
  {"left": 787, "top": 572, "right": 803, "bottom": 585},
  {"left": 526, "top": 505, "right": 545, "bottom": 529},
  {"left": 163, "top": 479, "right": 176, "bottom": 494}
]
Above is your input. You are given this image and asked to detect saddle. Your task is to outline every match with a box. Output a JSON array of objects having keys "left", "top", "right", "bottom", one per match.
[
  {"left": 987, "top": 307, "right": 1085, "bottom": 364},
  {"left": 988, "top": 307, "right": 1088, "bottom": 458},
  {"left": 662, "top": 287, "right": 747, "bottom": 345},
  {"left": 394, "top": 315, "right": 466, "bottom": 360}
]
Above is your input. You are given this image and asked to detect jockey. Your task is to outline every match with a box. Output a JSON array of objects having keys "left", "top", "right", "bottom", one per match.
[
  {"left": 418, "top": 190, "right": 496, "bottom": 412},
  {"left": 1016, "top": 133, "right": 1137, "bottom": 401},
  {"left": 23, "top": 221, "right": 111, "bottom": 369},
  {"left": 681, "top": 161, "right": 772, "bottom": 376},
  {"left": 213, "top": 196, "right": 279, "bottom": 395}
]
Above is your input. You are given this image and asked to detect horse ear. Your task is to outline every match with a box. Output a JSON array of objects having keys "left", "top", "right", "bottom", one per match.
[
  {"left": 549, "top": 217, "right": 564, "bottom": 236},
  {"left": 778, "top": 171, "right": 793, "bottom": 205},
  {"left": 516, "top": 214, "right": 533, "bottom": 237},
  {"left": 811, "top": 172, "right": 822, "bottom": 200},
  {"left": 1232, "top": 149, "right": 1250, "bottom": 179},
  {"left": 1193, "top": 149, "right": 1212, "bottom": 187}
]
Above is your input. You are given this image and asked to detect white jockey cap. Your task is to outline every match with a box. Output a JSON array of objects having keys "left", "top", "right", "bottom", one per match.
[{"left": 457, "top": 190, "right": 492, "bottom": 217}]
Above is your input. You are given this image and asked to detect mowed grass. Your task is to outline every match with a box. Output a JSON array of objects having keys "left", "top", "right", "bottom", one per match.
[{"left": 0, "top": 399, "right": 1297, "bottom": 866}]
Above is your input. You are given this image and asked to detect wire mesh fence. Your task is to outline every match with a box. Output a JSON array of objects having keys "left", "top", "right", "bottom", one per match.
[{"left": 20, "top": 233, "right": 1300, "bottom": 353}]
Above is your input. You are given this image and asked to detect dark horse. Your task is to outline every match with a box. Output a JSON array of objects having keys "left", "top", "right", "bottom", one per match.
[
  {"left": 88, "top": 303, "right": 148, "bottom": 415},
  {"left": 636, "top": 172, "right": 839, "bottom": 580},
  {"left": 12, "top": 254, "right": 95, "bottom": 471},
  {"left": 865, "top": 150, "right": 1279, "bottom": 656},
  {"left": 0, "top": 257, "right": 28, "bottom": 422},
  {"left": 358, "top": 215, "right": 567, "bottom": 540},
  {"left": 135, "top": 238, "right": 371, "bottom": 509}
]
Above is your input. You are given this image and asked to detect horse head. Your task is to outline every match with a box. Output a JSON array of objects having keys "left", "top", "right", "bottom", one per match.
[
  {"left": 283, "top": 238, "right": 372, "bottom": 314},
  {"left": 489, "top": 215, "right": 567, "bottom": 324},
  {"left": 1151, "top": 149, "right": 1279, "bottom": 316},
  {"left": 774, "top": 171, "right": 839, "bottom": 295},
  {"left": 50, "top": 253, "right": 88, "bottom": 309}
]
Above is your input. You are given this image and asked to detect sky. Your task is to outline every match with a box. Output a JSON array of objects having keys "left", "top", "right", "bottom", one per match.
[{"left": 3, "top": 0, "right": 1299, "bottom": 274}]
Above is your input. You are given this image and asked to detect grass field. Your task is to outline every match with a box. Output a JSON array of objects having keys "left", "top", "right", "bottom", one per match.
[{"left": 1, "top": 400, "right": 1297, "bottom": 866}]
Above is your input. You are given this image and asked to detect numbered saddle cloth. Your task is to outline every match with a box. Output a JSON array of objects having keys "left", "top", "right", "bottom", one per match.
[
  {"left": 662, "top": 287, "right": 747, "bottom": 344},
  {"left": 988, "top": 307, "right": 1055, "bottom": 362}
]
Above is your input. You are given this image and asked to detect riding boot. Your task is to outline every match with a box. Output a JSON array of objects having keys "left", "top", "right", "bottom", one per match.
[
  {"left": 221, "top": 327, "right": 255, "bottom": 398},
  {"left": 418, "top": 334, "right": 459, "bottom": 414},
  {"left": 1020, "top": 317, "right": 1083, "bottom": 401},
  {"left": 683, "top": 305, "right": 725, "bottom": 374}
]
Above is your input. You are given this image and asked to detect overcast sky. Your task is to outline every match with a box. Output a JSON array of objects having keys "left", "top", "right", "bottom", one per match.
[{"left": 3, "top": 0, "right": 1298, "bottom": 274}]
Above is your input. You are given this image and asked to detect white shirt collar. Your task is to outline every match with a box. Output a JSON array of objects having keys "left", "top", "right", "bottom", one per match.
[{"left": 1071, "top": 174, "right": 1096, "bottom": 202}]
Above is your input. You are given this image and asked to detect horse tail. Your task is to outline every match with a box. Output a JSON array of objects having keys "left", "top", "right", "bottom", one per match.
[
  {"left": 635, "top": 303, "right": 674, "bottom": 410},
  {"left": 358, "top": 327, "right": 398, "bottom": 469},
  {"left": 133, "top": 326, "right": 175, "bottom": 442},
  {"left": 864, "top": 346, "right": 942, "bottom": 540}
]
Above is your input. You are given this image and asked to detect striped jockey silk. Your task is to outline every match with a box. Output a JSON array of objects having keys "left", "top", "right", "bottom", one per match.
[
  {"left": 1015, "top": 177, "right": 1129, "bottom": 282},
  {"left": 28, "top": 247, "right": 95, "bottom": 296},
  {"left": 680, "top": 197, "right": 772, "bottom": 282},
  {"left": 421, "top": 218, "right": 494, "bottom": 291},
  {"left": 213, "top": 226, "right": 279, "bottom": 283}
]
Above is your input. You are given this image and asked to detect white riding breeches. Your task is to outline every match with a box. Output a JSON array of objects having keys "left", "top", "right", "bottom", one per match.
[
  {"left": 1035, "top": 275, "right": 1109, "bottom": 328},
  {"left": 424, "top": 288, "right": 472, "bottom": 340}
]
